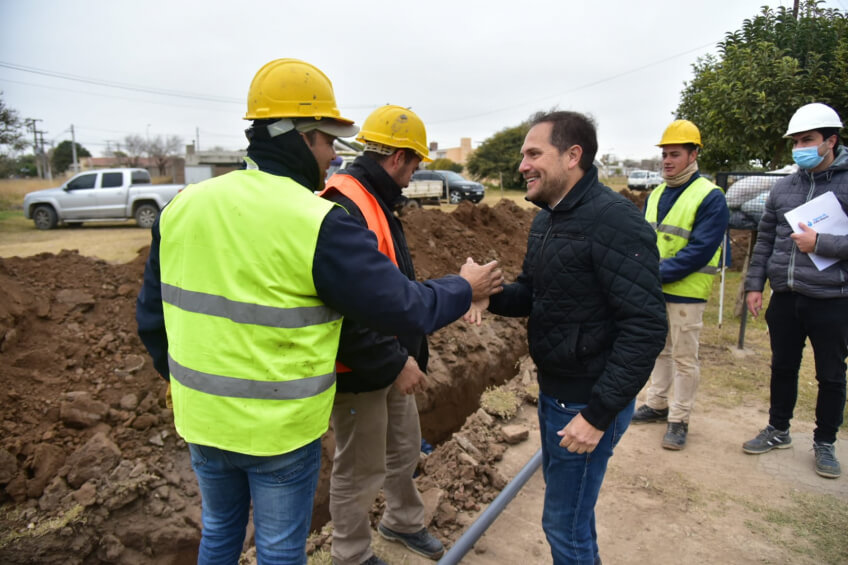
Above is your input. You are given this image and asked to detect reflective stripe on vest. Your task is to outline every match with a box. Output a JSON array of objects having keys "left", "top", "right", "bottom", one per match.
[
  {"left": 320, "top": 173, "right": 400, "bottom": 373},
  {"left": 159, "top": 169, "right": 343, "bottom": 456},
  {"left": 645, "top": 176, "right": 722, "bottom": 300},
  {"left": 161, "top": 283, "right": 339, "bottom": 328}
]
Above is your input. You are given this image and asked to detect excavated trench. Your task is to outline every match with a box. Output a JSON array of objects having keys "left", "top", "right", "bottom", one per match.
[
  {"left": 0, "top": 201, "right": 535, "bottom": 564},
  {"left": 0, "top": 196, "right": 755, "bottom": 563}
]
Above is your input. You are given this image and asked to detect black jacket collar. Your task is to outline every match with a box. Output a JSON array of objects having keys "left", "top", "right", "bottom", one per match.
[
  {"left": 531, "top": 165, "right": 600, "bottom": 213},
  {"left": 244, "top": 126, "right": 320, "bottom": 191},
  {"left": 345, "top": 155, "right": 405, "bottom": 210}
]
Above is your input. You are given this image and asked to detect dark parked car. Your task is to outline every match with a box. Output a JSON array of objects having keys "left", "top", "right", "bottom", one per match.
[{"left": 411, "top": 170, "right": 485, "bottom": 204}]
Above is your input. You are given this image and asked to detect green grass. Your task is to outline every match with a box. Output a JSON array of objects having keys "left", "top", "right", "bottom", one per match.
[{"left": 744, "top": 491, "right": 848, "bottom": 562}]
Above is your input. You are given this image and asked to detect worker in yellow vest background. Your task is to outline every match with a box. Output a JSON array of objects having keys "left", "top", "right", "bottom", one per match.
[
  {"left": 136, "top": 60, "right": 503, "bottom": 565},
  {"left": 319, "top": 105, "right": 444, "bottom": 565},
  {"left": 631, "top": 119, "right": 729, "bottom": 450}
]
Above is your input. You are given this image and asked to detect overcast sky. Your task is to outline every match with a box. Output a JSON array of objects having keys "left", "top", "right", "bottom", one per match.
[{"left": 2, "top": 0, "right": 845, "bottom": 162}]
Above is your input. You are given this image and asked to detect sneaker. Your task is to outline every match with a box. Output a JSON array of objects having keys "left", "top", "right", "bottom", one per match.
[
  {"left": 742, "top": 425, "right": 792, "bottom": 454},
  {"left": 631, "top": 404, "right": 669, "bottom": 424},
  {"left": 813, "top": 442, "right": 841, "bottom": 479},
  {"left": 377, "top": 523, "right": 445, "bottom": 560},
  {"left": 662, "top": 421, "right": 688, "bottom": 450}
]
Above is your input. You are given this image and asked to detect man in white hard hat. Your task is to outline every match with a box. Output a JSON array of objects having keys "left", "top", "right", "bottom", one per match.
[{"left": 743, "top": 102, "right": 848, "bottom": 479}]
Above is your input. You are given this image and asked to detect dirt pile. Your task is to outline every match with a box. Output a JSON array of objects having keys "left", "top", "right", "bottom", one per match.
[{"left": 0, "top": 200, "right": 536, "bottom": 564}]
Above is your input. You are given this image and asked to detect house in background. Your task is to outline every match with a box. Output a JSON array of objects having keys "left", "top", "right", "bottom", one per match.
[
  {"left": 429, "top": 137, "right": 474, "bottom": 166},
  {"left": 184, "top": 144, "right": 246, "bottom": 184}
]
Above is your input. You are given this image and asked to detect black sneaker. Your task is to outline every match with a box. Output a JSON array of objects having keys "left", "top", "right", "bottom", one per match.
[
  {"left": 813, "top": 442, "right": 841, "bottom": 479},
  {"left": 742, "top": 425, "right": 792, "bottom": 454},
  {"left": 631, "top": 404, "right": 669, "bottom": 424},
  {"left": 661, "top": 421, "right": 688, "bottom": 450},
  {"left": 377, "top": 524, "right": 445, "bottom": 560}
]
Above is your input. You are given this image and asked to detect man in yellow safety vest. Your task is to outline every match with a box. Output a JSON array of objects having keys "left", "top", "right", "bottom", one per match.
[
  {"left": 136, "top": 59, "right": 503, "bottom": 565},
  {"left": 632, "top": 119, "right": 728, "bottom": 451}
]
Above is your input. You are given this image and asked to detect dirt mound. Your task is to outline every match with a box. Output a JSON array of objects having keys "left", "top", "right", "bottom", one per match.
[{"left": 0, "top": 201, "right": 537, "bottom": 564}]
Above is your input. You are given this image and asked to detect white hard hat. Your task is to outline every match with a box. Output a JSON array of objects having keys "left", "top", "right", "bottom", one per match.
[{"left": 784, "top": 103, "right": 843, "bottom": 137}]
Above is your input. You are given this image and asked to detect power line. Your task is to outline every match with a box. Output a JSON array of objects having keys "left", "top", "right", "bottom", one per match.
[
  {"left": 0, "top": 63, "right": 377, "bottom": 111},
  {"left": 0, "top": 61, "right": 240, "bottom": 104},
  {"left": 428, "top": 41, "right": 719, "bottom": 125},
  {"left": 0, "top": 76, "right": 239, "bottom": 112}
]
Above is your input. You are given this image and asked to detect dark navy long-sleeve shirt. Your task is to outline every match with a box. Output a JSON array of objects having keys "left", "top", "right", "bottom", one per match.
[
  {"left": 645, "top": 172, "right": 729, "bottom": 303},
  {"left": 136, "top": 178, "right": 471, "bottom": 381}
]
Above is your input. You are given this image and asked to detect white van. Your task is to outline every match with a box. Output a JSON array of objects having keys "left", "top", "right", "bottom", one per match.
[{"left": 627, "top": 170, "right": 662, "bottom": 190}]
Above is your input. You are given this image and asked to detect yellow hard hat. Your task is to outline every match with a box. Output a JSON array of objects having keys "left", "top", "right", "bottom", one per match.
[
  {"left": 357, "top": 105, "right": 432, "bottom": 162},
  {"left": 244, "top": 58, "right": 354, "bottom": 125},
  {"left": 657, "top": 119, "right": 702, "bottom": 147}
]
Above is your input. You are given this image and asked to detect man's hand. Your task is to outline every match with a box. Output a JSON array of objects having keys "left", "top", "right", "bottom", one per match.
[
  {"left": 459, "top": 257, "right": 503, "bottom": 302},
  {"left": 557, "top": 413, "right": 603, "bottom": 454},
  {"left": 463, "top": 298, "right": 490, "bottom": 326},
  {"left": 746, "top": 291, "right": 763, "bottom": 318},
  {"left": 393, "top": 356, "right": 425, "bottom": 395},
  {"left": 791, "top": 222, "right": 817, "bottom": 253}
]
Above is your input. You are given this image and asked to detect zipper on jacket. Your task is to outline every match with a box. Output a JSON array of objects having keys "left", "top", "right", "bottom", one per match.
[
  {"left": 788, "top": 172, "right": 819, "bottom": 290},
  {"left": 535, "top": 213, "right": 554, "bottom": 283}
]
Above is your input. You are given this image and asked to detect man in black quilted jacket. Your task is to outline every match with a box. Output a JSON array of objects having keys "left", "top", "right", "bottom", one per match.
[{"left": 474, "top": 110, "right": 667, "bottom": 564}]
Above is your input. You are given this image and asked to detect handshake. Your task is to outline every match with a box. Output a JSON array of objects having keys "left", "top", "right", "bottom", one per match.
[{"left": 459, "top": 257, "right": 503, "bottom": 326}]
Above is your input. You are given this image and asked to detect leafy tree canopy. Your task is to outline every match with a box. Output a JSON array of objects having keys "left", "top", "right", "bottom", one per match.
[
  {"left": 51, "top": 140, "right": 91, "bottom": 174},
  {"left": 676, "top": 0, "right": 848, "bottom": 171},
  {"left": 1, "top": 94, "right": 28, "bottom": 155},
  {"left": 426, "top": 157, "right": 463, "bottom": 173},
  {"left": 466, "top": 122, "right": 530, "bottom": 190}
]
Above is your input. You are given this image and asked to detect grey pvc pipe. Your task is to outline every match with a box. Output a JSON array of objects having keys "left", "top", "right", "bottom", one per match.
[{"left": 437, "top": 448, "right": 543, "bottom": 565}]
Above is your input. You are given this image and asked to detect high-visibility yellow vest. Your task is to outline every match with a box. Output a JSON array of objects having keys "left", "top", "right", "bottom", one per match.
[
  {"left": 159, "top": 168, "right": 342, "bottom": 456},
  {"left": 645, "top": 176, "right": 722, "bottom": 300}
]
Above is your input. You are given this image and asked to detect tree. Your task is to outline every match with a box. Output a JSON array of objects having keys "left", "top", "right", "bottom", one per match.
[
  {"left": 0, "top": 94, "right": 29, "bottom": 177},
  {"left": 121, "top": 134, "right": 147, "bottom": 167},
  {"left": 51, "top": 140, "right": 91, "bottom": 174},
  {"left": 466, "top": 123, "right": 530, "bottom": 190},
  {"left": 147, "top": 134, "right": 183, "bottom": 176},
  {"left": 426, "top": 157, "right": 463, "bottom": 173},
  {"left": 676, "top": 1, "right": 848, "bottom": 171}
]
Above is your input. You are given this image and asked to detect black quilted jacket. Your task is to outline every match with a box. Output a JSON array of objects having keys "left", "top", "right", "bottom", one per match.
[{"left": 489, "top": 167, "right": 667, "bottom": 430}]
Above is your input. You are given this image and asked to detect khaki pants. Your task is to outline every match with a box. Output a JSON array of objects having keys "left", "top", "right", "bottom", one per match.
[
  {"left": 644, "top": 302, "right": 706, "bottom": 423},
  {"left": 330, "top": 386, "right": 425, "bottom": 565}
]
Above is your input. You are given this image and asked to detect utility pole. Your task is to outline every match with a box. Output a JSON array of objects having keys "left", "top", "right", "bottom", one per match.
[
  {"left": 70, "top": 124, "right": 79, "bottom": 173},
  {"left": 38, "top": 131, "right": 52, "bottom": 180},
  {"left": 196, "top": 126, "right": 200, "bottom": 152},
  {"left": 793, "top": 0, "right": 799, "bottom": 19},
  {"left": 25, "top": 118, "right": 42, "bottom": 178}
]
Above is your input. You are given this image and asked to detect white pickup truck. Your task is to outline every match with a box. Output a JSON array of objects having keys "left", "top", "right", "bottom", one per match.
[
  {"left": 401, "top": 180, "right": 443, "bottom": 209},
  {"left": 23, "top": 168, "right": 183, "bottom": 230}
]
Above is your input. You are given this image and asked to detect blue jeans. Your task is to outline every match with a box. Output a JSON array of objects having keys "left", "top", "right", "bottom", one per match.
[
  {"left": 538, "top": 393, "right": 634, "bottom": 565},
  {"left": 188, "top": 439, "right": 321, "bottom": 565}
]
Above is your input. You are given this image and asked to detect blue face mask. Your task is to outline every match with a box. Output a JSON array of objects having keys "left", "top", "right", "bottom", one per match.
[{"left": 792, "top": 146, "right": 825, "bottom": 170}]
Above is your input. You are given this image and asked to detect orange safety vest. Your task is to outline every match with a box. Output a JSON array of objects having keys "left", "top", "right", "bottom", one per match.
[{"left": 320, "top": 173, "right": 399, "bottom": 373}]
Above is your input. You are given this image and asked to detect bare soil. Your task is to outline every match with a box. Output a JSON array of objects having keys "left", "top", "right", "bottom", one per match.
[{"left": 1, "top": 196, "right": 845, "bottom": 565}]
